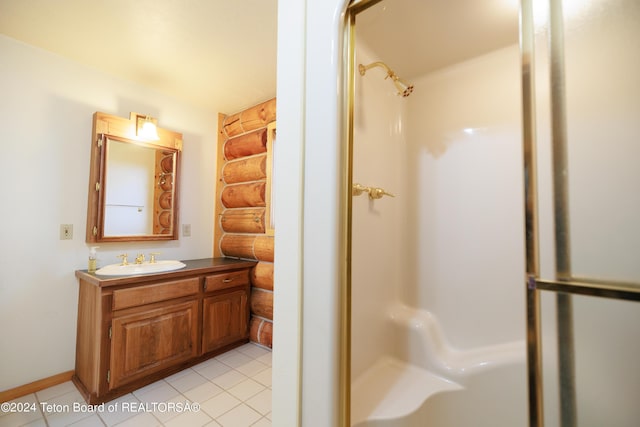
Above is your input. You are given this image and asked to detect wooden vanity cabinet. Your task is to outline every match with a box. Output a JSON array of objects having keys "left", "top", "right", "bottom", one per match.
[
  {"left": 109, "top": 277, "right": 200, "bottom": 390},
  {"left": 73, "top": 258, "right": 255, "bottom": 404},
  {"left": 202, "top": 269, "right": 251, "bottom": 353}
]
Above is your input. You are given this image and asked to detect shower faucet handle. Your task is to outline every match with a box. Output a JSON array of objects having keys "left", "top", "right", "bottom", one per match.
[
  {"left": 368, "top": 187, "right": 395, "bottom": 200},
  {"left": 353, "top": 183, "right": 395, "bottom": 200},
  {"left": 352, "top": 183, "right": 370, "bottom": 196}
]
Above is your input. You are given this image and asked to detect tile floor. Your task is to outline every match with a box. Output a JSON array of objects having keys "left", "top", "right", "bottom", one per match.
[{"left": 0, "top": 343, "right": 272, "bottom": 427}]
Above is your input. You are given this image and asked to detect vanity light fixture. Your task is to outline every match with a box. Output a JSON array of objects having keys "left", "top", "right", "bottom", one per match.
[{"left": 136, "top": 115, "right": 160, "bottom": 140}]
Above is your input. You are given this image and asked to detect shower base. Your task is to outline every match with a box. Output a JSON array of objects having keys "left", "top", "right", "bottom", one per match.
[
  {"left": 351, "top": 357, "right": 461, "bottom": 426},
  {"left": 351, "top": 305, "right": 527, "bottom": 427}
]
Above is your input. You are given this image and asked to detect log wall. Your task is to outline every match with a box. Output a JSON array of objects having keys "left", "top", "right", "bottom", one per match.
[{"left": 215, "top": 98, "right": 276, "bottom": 349}]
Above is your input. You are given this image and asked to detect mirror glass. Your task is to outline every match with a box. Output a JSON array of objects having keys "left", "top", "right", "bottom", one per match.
[
  {"left": 103, "top": 137, "right": 176, "bottom": 237},
  {"left": 86, "top": 111, "right": 182, "bottom": 243}
]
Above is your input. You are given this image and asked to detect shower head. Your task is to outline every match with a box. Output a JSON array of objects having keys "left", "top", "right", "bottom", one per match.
[
  {"left": 358, "top": 61, "right": 414, "bottom": 97},
  {"left": 392, "top": 77, "right": 414, "bottom": 98}
]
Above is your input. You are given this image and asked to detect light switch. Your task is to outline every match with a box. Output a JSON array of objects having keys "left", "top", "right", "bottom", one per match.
[{"left": 60, "top": 224, "right": 73, "bottom": 240}]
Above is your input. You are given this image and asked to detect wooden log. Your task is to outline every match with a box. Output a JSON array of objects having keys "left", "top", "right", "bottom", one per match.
[
  {"left": 224, "top": 128, "right": 267, "bottom": 160},
  {"left": 220, "top": 234, "right": 256, "bottom": 259},
  {"left": 254, "top": 235, "right": 274, "bottom": 262},
  {"left": 250, "top": 289, "right": 273, "bottom": 320},
  {"left": 238, "top": 98, "right": 276, "bottom": 134},
  {"left": 159, "top": 178, "right": 173, "bottom": 192},
  {"left": 158, "top": 211, "right": 171, "bottom": 229},
  {"left": 221, "top": 112, "right": 243, "bottom": 138},
  {"left": 160, "top": 154, "right": 173, "bottom": 173},
  {"left": 158, "top": 191, "right": 172, "bottom": 209},
  {"left": 220, "top": 208, "right": 265, "bottom": 234},
  {"left": 251, "top": 262, "right": 273, "bottom": 291},
  {"left": 221, "top": 182, "right": 266, "bottom": 208},
  {"left": 222, "top": 155, "right": 267, "bottom": 184},
  {"left": 220, "top": 234, "right": 274, "bottom": 261},
  {"left": 249, "top": 317, "right": 273, "bottom": 348},
  {"left": 223, "top": 98, "right": 277, "bottom": 138}
]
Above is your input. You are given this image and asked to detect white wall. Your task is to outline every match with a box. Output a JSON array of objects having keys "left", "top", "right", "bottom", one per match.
[
  {"left": 404, "top": 44, "right": 526, "bottom": 349},
  {"left": 351, "top": 43, "right": 407, "bottom": 380},
  {"left": 272, "top": 0, "right": 349, "bottom": 425},
  {"left": 351, "top": 40, "right": 525, "bottom": 380},
  {"left": 0, "top": 34, "right": 220, "bottom": 391},
  {"left": 271, "top": 0, "right": 307, "bottom": 425}
]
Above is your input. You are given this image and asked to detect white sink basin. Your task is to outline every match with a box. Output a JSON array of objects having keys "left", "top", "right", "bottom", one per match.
[{"left": 95, "top": 260, "right": 186, "bottom": 276}]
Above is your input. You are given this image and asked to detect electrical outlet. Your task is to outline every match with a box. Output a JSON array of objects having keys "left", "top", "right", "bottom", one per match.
[
  {"left": 60, "top": 224, "right": 73, "bottom": 240},
  {"left": 182, "top": 224, "right": 191, "bottom": 237}
]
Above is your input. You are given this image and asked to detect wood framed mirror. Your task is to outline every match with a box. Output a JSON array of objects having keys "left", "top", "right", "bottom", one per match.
[{"left": 86, "top": 112, "right": 183, "bottom": 243}]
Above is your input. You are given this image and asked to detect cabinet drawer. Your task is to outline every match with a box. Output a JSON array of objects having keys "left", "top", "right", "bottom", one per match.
[
  {"left": 204, "top": 269, "right": 250, "bottom": 292},
  {"left": 112, "top": 278, "right": 199, "bottom": 310}
]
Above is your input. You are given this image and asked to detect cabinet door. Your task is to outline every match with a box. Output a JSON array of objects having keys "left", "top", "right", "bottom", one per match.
[
  {"left": 202, "top": 289, "right": 249, "bottom": 354},
  {"left": 110, "top": 300, "right": 198, "bottom": 389}
]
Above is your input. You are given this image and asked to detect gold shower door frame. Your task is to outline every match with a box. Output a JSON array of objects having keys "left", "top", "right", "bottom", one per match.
[
  {"left": 521, "top": 0, "right": 640, "bottom": 426},
  {"left": 340, "top": 2, "right": 387, "bottom": 426}
]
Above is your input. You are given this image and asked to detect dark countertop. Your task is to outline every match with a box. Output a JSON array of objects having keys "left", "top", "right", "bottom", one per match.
[{"left": 75, "top": 257, "right": 257, "bottom": 287}]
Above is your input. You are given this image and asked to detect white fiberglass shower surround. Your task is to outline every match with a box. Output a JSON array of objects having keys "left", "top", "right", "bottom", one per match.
[
  {"left": 343, "top": 0, "right": 640, "bottom": 426},
  {"left": 348, "top": 1, "right": 526, "bottom": 426}
]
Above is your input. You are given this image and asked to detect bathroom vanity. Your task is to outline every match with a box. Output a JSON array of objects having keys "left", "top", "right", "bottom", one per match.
[{"left": 73, "top": 257, "right": 256, "bottom": 404}]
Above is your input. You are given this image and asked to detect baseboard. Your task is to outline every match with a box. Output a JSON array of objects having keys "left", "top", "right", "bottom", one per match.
[{"left": 0, "top": 371, "right": 74, "bottom": 403}]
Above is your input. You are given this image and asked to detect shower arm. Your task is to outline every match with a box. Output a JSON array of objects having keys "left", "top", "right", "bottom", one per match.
[
  {"left": 358, "top": 61, "right": 398, "bottom": 81},
  {"left": 358, "top": 61, "right": 414, "bottom": 97}
]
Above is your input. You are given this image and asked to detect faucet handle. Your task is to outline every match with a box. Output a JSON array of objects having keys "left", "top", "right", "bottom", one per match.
[
  {"left": 352, "top": 183, "right": 370, "bottom": 196},
  {"left": 117, "top": 253, "right": 129, "bottom": 266},
  {"left": 369, "top": 187, "right": 395, "bottom": 200},
  {"left": 149, "top": 252, "right": 161, "bottom": 264}
]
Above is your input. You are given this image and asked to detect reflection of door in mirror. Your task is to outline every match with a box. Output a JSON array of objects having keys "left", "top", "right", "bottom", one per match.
[{"left": 104, "top": 139, "right": 157, "bottom": 236}]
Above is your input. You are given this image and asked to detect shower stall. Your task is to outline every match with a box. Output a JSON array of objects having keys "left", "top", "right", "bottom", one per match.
[{"left": 344, "top": 0, "right": 640, "bottom": 426}]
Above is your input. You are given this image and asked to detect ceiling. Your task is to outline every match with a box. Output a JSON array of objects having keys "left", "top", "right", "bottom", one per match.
[
  {"left": 356, "top": 0, "right": 520, "bottom": 81},
  {"left": 0, "top": 0, "right": 519, "bottom": 115},
  {"left": 0, "top": 0, "right": 278, "bottom": 114}
]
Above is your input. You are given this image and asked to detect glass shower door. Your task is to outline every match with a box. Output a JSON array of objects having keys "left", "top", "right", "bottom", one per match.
[{"left": 522, "top": 0, "right": 640, "bottom": 425}]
